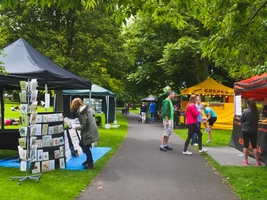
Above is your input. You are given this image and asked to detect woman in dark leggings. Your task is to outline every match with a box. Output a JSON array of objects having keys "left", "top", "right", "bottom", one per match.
[
  {"left": 183, "top": 95, "right": 208, "bottom": 155},
  {"left": 240, "top": 99, "right": 262, "bottom": 166}
]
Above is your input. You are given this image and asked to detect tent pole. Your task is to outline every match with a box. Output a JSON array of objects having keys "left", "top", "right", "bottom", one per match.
[
  {"left": 89, "top": 90, "right": 92, "bottom": 108},
  {"left": 106, "top": 96, "right": 109, "bottom": 124},
  {"left": 114, "top": 97, "right": 117, "bottom": 124},
  {"left": 0, "top": 87, "right": 4, "bottom": 129},
  {"left": 53, "top": 94, "right": 56, "bottom": 112},
  {"left": 104, "top": 95, "right": 110, "bottom": 129},
  {"left": 45, "top": 84, "right": 48, "bottom": 112}
]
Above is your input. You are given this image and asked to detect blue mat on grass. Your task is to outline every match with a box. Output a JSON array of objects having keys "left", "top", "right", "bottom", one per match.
[
  {"left": 0, "top": 147, "right": 111, "bottom": 170},
  {"left": 66, "top": 147, "right": 111, "bottom": 170}
]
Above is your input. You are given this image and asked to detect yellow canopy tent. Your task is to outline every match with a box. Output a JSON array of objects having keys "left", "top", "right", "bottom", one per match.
[
  {"left": 181, "top": 78, "right": 234, "bottom": 97},
  {"left": 180, "top": 78, "right": 234, "bottom": 130}
]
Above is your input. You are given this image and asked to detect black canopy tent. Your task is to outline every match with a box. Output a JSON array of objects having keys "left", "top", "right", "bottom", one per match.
[
  {"left": 0, "top": 38, "right": 91, "bottom": 90},
  {"left": 0, "top": 38, "right": 91, "bottom": 150}
]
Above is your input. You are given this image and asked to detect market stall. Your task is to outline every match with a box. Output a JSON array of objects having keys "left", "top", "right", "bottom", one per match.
[
  {"left": 63, "top": 85, "right": 116, "bottom": 124},
  {"left": 181, "top": 78, "right": 234, "bottom": 130},
  {"left": 230, "top": 73, "right": 267, "bottom": 164},
  {"left": 0, "top": 38, "right": 91, "bottom": 151}
]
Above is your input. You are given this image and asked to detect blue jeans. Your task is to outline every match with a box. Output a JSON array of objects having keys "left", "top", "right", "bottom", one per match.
[
  {"left": 191, "top": 122, "right": 200, "bottom": 144},
  {"left": 150, "top": 113, "right": 155, "bottom": 123}
]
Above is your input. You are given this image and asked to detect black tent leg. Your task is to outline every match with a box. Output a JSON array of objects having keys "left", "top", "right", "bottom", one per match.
[{"left": 0, "top": 87, "right": 4, "bottom": 129}]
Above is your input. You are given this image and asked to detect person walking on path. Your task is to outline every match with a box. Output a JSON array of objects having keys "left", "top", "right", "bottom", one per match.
[
  {"left": 70, "top": 98, "right": 100, "bottom": 169},
  {"left": 140, "top": 102, "right": 147, "bottom": 123},
  {"left": 149, "top": 101, "right": 156, "bottom": 123},
  {"left": 191, "top": 95, "right": 202, "bottom": 146},
  {"left": 183, "top": 95, "right": 208, "bottom": 155},
  {"left": 202, "top": 103, "right": 217, "bottom": 143},
  {"left": 240, "top": 99, "right": 262, "bottom": 166},
  {"left": 174, "top": 104, "right": 180, "bottom": 128},
  {"left": 159, "top": 90, "right": 175, "bottom": 151}
]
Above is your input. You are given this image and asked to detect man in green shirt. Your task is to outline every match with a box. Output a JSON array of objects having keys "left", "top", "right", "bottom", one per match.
[{"left": 160, "top": 90, "right": 175, "bottom": 151}]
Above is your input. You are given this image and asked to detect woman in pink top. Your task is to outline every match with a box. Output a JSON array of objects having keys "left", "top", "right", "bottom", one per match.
[{"left": 183, "top": 95, "right": 208, "bottom": 155}]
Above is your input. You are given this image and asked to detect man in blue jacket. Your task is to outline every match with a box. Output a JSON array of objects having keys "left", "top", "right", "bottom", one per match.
[{"left": 149, "top": 101, "right": 156, "bottom": 123}]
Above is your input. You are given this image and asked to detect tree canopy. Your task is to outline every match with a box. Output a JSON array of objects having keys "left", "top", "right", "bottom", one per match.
[{"left": 1, "top": 0, "right": 267, "bottom": 102}]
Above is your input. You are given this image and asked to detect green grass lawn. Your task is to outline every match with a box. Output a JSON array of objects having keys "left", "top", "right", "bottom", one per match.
[
  {"left": 175, "top": 128, "right": 267, "bottom": 200},
  {"left": 3, "top": 101, "right": 54, "bottom": 129}
]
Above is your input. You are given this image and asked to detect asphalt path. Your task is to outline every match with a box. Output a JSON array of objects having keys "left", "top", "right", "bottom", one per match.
[{"left": 76, "top": 113, "right": 240, "bottom": 200}]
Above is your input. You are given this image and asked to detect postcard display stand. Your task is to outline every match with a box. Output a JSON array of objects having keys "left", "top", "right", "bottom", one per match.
[{"left": 10, "top": 79, "right": 65, "bottom": 184}]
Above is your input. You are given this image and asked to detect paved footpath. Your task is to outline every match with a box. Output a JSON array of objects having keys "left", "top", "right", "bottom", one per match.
[{"left": 76, "top": 113, "right": 240, "bottom": 200}]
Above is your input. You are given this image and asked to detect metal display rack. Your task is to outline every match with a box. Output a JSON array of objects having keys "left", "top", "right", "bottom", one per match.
[{"left": 10, "top": 79, "right": 42, "bottom": 185}]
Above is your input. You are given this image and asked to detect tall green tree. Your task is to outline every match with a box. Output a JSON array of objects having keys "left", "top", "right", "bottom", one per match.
[
  {"left": 123, "top": 13, "right": 182, "bottom": 95},
  {"left": 200, "top": 0, "right": 267, "bottom": 79},
  {"left": 0, "top": 1, "right": 128, "bottom": 96}
]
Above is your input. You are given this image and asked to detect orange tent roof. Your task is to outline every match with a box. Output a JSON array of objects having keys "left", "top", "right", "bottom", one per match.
[
  {"left": 181, "top": 78, "right": 234, "bottom": 96},
  {"left": 234, "top": 73, "right": 267, "bottom": 100}
]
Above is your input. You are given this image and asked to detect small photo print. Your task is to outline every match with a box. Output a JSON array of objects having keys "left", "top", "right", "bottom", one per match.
[
  {"left": 36, "top": 140, "right": 42, "bottom": 148},
  {"left": 59, "top": 158, "right": 65, "bottom": 169},
  {"left": 47, "top": 114, "right": 53, "bottom": 122},
  {"left": 20, "top": 81, "right": 27, "bottom": 91},
  {"left": 30, "top": 79, "right": 38, "bottom": 91},
  {"left": 32, "top": 162, "right": 41, "bottom": 174},
  {"left": 42, "top": 124, "right": 48, "bottom": 135},
  {"left": 42, "top": 115, "right": 48, "bottom": 122},
  {"left": 19, "top": 127, "right": 27, "bottom": 137},
  {"left": 30, "top": 112, "right": 37, "bottom": 125},
  {"left": 53, "top": 138, "right": 59, "bottom": 146},
  {"left": 41, "top": 161, "right": 50, "bottom": 172},
  {"left": 20, "top": 160, "right": 27, "bottom": 172},
  {"left": 18, "top": 138, "right": 26, "bottom": 148},
  {"left": 59, "top": 146, "right": 64, "bottom": 157},
  {"left": 37, "top": 149, "right": 43, "bottom": 161},
  {"left": 43, "top": 152, "right": 49, "bottom": 161},
  {"left": 59, "top": 136, "right": 64, "bottom": 146},
  {"left": 19, "top": 92, "right": 27, "bottom": 102},
  {"left": 54, "top": 150, "right": 60, "bottom": 159},
  {"left": 35, "top": 124, "right": 42, "bottom": 135},
  {"left": 57, "top": 124, "right": 64, "bottom": 133},
  {"left": 30, "top": 126, "right": 37, "bottom": 136},
  {"left": 52, "top": 114, "right": 59, "bottom": 122},
  {"left": 48, "top": 126, "right": 54, "bottom": 134},
  {"left": 30, "top": 90, "right": 38, "bottom": 102},
  {"left": 20, "top": 104, "right": 28, "bottom": 114},
  {"left": 50, "top": 160, "right": 55, "bottom": 171},
  {"left": 58, "top": 113, "right": 63, "bottom": 121},
  {"left": 36, "top": 115, "right": 42, "bottom": 123},
  {"left": 19, "top": 149, "right": 27, "bottom": 160}
]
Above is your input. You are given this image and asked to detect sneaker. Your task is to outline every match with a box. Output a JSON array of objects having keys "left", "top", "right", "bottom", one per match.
[
  {"left": 160, "top": 147, "right": 167, "bottom": 152},
  {"left": 242, "top": 160, "right": 249, "bottom": 166},
  {"left": 256, "top": 161, "right": 262, "bottom": 166},
  {"left": 206, "top": 140, "right": 212, "bottom": 143},
  {"left": 84, "top": 164, "right": 94, "bottom": 169},
  {"left": 183, "top": 151, "right": 193, "bottom": 155},
  {"left": 204, "top": 128, "right": 210, "bottom": 133},
  {"left": 164, "top": 146, "right": 173, "bottom": 150},
  {"left": 193, "top": 143, "right": 198, "bottom": 146},
  {"left": 82, "top": 161, "right": 89, "bottom": 166},
  {"left": 199, "top": 149, "right": 209, "bottom": 153}
]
